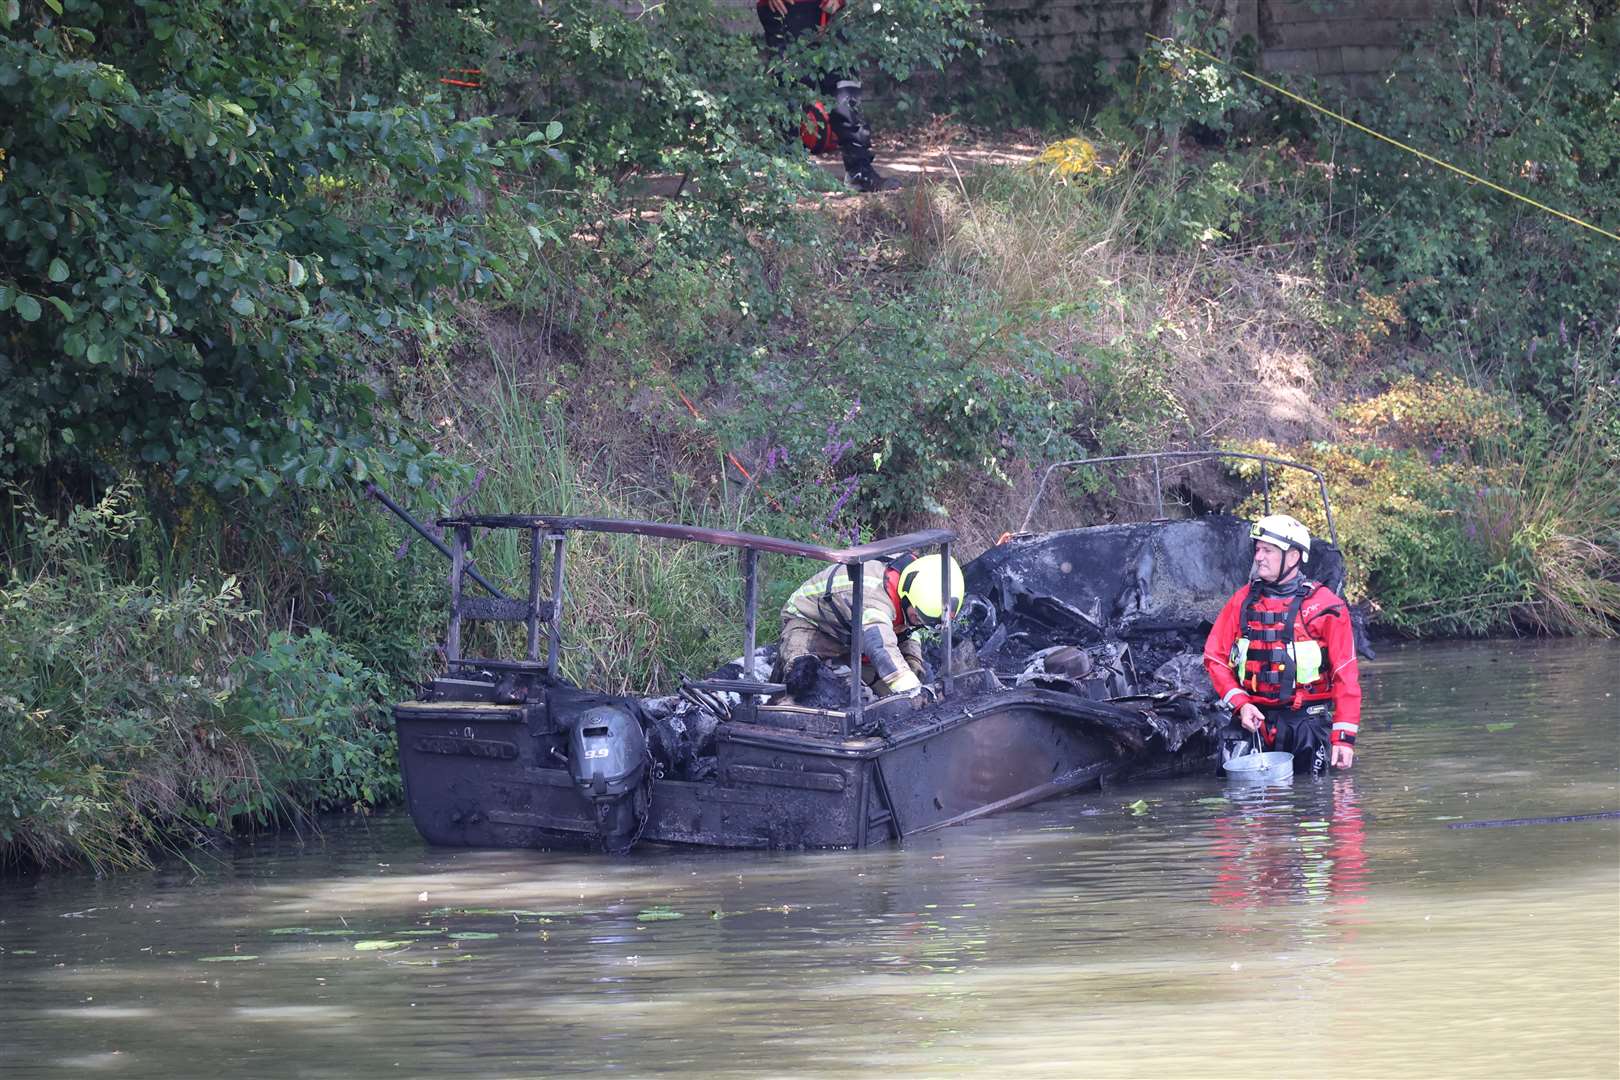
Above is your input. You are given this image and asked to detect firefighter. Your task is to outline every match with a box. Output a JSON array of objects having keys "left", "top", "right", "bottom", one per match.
[
  {"left": 777, "top": 552, "right": 964, "bottom": 697},
  {"left": 758, "top": 0, "right": 901, "bottom": 192},
  {"left": 1203, "top": 514, "right": 1362, "bottom": 774}
]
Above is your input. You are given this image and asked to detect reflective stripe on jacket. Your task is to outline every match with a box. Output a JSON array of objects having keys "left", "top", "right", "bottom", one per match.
[
  {"left": 1203, "top": 578, "right": 1363, "bottom": 746},
  {"left": 783, "top": 560, "right": 921, "bottom": 692}
]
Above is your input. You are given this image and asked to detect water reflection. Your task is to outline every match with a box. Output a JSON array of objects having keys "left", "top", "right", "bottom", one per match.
[
  {"left": 1208, "top": 777, "right": 1368, "bottom": 910},
  {"left": 0, "top": 641, "right": 1616, "bottom": 1078}
]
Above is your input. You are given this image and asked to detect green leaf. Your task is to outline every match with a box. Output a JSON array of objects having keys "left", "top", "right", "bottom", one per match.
[
  {"left": 0, "top": 285, "right": 13, "bottom": 311},
  {"left": 447, "top": 931, "right": 499, "bottom": 940},
  {"left": 1, "top": 1, "right": 18, "bottom": 29},
  {"left": 47, "top": 258, "right": 69, "bottom": 283},
  {"left": 287, "top": 257, "right": 306, "bottom": 288},
  {"left": 545, "top": 120, "right": 563, "bottom": 141},
  {"left": 45, "top": 296, "right": 74, "bottom": 322},
  {"left": 353, "top": 940, "right": 410, "bottom": 951},
  {"left": 229, "top": 293, "right": 255, "bottom": 317},
  {"left": 14, "top": 295, "right": 41, "bottom": 322},
  {"left": 43, "top": 0, "right": 61, "bottom": 13},
  {"left": 1485, "top": 722, "right": 1516, "bottom": 733},
  {"left": 636, "top": 907, "right": 684, "bottom": 922}
]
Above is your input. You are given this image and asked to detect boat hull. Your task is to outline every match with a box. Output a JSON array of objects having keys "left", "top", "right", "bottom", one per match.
[{"left": 393, "top": 686, "right": 1219, "bottom": 851}]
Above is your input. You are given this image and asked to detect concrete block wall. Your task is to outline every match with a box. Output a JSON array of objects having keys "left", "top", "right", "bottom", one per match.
[
  {"left": 687, "top": 0, "right": 1446, "bottom": 101},
  {"left": 1258, "top": 0, "right": 1444, "bottom": 94},
  {"left": 969, "top": 0, "right": 1445, "bottom": 96}
]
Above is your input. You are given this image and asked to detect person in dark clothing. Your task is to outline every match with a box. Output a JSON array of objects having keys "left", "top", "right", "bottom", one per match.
[{"left": 758, "top": 0, "right": 901, "bottom": 192}]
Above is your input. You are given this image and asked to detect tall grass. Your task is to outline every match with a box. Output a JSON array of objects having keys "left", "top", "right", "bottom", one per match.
[
  {"left": 1468, "top": 397, "right": 1620, "bottom": 637},
  {"left": 414, "top": 358, "right": 802, "bottom": 695}
]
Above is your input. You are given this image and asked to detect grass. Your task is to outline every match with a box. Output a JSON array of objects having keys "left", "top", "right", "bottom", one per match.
[
  {"left": 405, "top": 352, "right": 805, "bottom": 695},
  {"left": 1467, "top": 396, "right": 1620, "bottom": 637}
]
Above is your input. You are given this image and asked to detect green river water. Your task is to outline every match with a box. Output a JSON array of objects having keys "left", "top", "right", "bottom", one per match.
[{"left": 1, "top": 640, "right": 1616, "bottom": 1079}]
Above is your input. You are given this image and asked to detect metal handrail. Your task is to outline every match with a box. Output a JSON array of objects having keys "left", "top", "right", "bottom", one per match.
[
  {"left": 437, "top": 515, "right": 952, "bottom": 565},
  {"left": 435, "top": 516, "right": 960, "bottom": 737},
  {"left": 1018, "top": 451, "right": 1338, "bottom": 547}
]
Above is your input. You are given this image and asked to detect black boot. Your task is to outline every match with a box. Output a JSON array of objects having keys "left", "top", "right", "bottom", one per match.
[
  {"left": 828, "top": 79, "right": 896, "bottom": 191},
  {"left": 846, "top": 166, "right": 901, "bottom": 192}
]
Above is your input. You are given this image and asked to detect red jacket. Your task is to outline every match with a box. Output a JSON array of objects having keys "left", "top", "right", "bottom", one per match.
[{"left": 1203, "top": 577, "right": 1362, "bottom": 747}]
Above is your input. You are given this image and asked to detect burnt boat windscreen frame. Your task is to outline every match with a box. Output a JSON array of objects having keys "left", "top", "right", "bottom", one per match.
[
  {"left": 1020, "top": 451, "right": 1339, "bottom": 546},
  {"left": 432, "top": 515, "right": 961, "bottom": 737}
]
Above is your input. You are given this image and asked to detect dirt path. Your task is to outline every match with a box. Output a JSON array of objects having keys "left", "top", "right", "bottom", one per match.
[
  {"left": 626, "top": 124, "right": 1047, "bottom": 198},
  {"left": 831, "top": 124, "right": 1046, "bottom": 188}
]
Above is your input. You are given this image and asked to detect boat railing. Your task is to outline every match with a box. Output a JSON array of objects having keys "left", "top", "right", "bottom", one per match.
[
  {"left": 429, "top": 514, "right": 960, "bottom": 738},
  {"left": 1018, "top": 451, "right": 1339, "bottom": 547}
]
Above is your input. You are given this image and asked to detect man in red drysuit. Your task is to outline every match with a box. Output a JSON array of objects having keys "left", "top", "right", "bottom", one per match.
[{"left": 1203, "top": 514, "right": 1362, "bottom": 775}]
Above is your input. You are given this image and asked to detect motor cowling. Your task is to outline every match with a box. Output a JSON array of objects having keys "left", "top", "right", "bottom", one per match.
[{"left": 568, "top": 704, "right": 647, "bottom": 800}]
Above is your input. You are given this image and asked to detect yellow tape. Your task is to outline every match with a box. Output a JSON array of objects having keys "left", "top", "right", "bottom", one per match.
[{"left": 1146, "top": 34, "right": 1620, "bottom": 244}]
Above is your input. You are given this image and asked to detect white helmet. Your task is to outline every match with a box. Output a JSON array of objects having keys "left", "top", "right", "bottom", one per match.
[{"left": 1250, "top": 513, "right": 1311, "bottom": 563}]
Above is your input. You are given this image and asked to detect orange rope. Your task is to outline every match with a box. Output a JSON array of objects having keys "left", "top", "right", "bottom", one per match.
[{"left": 673, "top": 387, "right": 787, "bottom": 514}]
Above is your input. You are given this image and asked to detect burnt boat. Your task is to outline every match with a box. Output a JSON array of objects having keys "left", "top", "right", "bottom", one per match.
[{"left": 384, "top": 451, "right": 1351, "bottom": 853}]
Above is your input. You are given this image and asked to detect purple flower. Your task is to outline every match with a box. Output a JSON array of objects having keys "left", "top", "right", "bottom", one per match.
[
  {"left": 450, "top": 468, "right": 486, "bottom": 510},
  {"left": 825, "top": 475, "right": 858, "bottom": 524},
  {"left": 822, "top": 436, "right": 854, "bottom": 464},
  {"left": 394, "top": 539, "right": 412, "bottom": 560}
]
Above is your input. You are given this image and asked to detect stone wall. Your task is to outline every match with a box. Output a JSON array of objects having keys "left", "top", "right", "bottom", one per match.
[
  {"left": 714, "top": 0, "right": 1447, "bottom": 100},
  {"left": 1256, "top": 0, "right": 1444, "bottom": 94},
  {"left": 976, "top": 0, "right": 1444, "bottom": 96}
]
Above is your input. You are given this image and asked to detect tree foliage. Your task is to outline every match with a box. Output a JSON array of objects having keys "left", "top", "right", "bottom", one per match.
[
  {"left": 0, "top": 0, "right": 983, "bottom": 498},
  {"left": 1351, "top": 1, "right": 1619, "bottom": 409},
  {"left": 0, "top": 0, "right": 555, "bottom": 495}
]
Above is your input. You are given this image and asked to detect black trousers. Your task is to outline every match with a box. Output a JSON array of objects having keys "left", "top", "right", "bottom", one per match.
[
  {"left": 759, "top": 2, "right": 875, "bottom": 174},
  {"left": 1224, "top": 703, "right": 1333, "bottom": 778}
]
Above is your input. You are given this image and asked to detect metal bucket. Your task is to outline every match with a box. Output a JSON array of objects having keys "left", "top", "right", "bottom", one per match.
[{"left": 1222, "top": 749, "right": 1294, "bottom": 785}]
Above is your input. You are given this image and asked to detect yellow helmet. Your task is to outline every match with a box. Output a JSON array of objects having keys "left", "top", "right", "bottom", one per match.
[
  {"left": 895, "top": 553, "right": 965, "bottom": 622},
  {"left": 1250, "top": 513, "right": 1311, "bottom": 562}
]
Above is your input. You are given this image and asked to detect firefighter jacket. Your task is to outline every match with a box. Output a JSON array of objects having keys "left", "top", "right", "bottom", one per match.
[
  {"left": 782, "top": 560, "right": 923, "bottom": 693},
  {"left": 1202, "top": 576, "right": 1363, "bottom": 747}
]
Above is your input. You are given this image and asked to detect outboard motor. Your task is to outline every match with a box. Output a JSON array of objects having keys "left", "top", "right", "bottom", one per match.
[{"left": 567, "top": 704, "right": 650, "bottom": 852}]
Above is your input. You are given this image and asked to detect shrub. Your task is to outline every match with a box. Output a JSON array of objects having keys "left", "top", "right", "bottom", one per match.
[
  {"left": 1227, "top": 384, "right": 1619, "bottom": 637},
  {"left": 229, "top": 630, "right": 402, "bottom": 816},
  {"left": 0, "top": 482, "right": 402, "bottom": 870}
]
